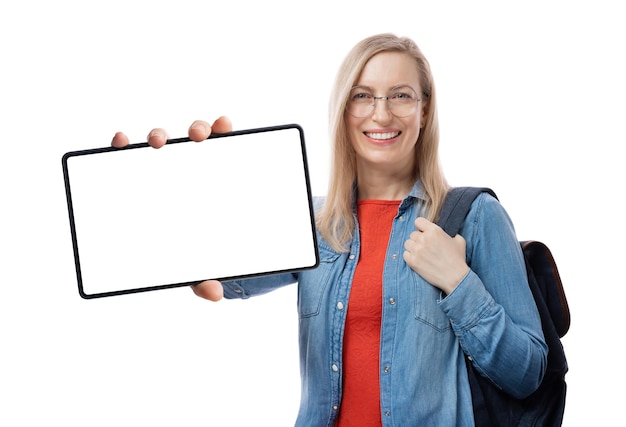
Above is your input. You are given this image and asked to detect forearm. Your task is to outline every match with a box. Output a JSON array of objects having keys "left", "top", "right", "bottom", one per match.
[{"left": 222, "top": 272, "right": 298, "bottom": 299}]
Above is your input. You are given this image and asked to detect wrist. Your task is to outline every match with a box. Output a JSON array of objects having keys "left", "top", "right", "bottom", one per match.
[{"left": 442, "top": 265, "right": 470, "bottom": 295}]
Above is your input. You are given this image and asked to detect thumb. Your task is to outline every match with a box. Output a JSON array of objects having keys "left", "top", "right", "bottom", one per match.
[
  {"left": 452, "top": 233, "right": 467, "bottom": 252},
  {"left": 191, "top": 280, "right": 224, "bottom": 301}
]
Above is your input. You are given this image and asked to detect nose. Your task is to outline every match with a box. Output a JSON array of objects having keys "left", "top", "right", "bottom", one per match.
[{"left": 371, "top": 96, "right": 392, "bottom": 122}]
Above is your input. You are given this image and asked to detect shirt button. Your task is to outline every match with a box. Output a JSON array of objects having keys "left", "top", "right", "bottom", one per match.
[
  {"left": 389, "top": 298, "right": 396, "bottom": 305},
  {"left": 349, "top": 254, "right": 356, "bottom": 260},
  {"left": 399, "top": 215, "right": 405, "bottom": 221},
  {"left": 336, "top": 301, "right": 344, "bottom": 310},
  {"left": 384, "top": 366, "right": 390, "bottom": 373},
  {"left": 385, "top": 411, "right": 391, "bottom": 417},
  {"left": 332, "top": 405, "right": 338, "bottom": 411},
  {"left": 467, "top": 356, "right": 474, "bottom": 362},
  {"left": 391, "top": 253, "right": 398, "bottom": 260},
  {"left": 332, "top": 364, "right": 339, "bottom": 372}
]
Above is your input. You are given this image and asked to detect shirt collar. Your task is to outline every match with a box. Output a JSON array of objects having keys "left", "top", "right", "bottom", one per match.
[
  {"left": 406, "top": 180, "right": 427, "bottom": 201},
  {"left": 398, "top": 180, "right": 427, "bottom": 211}
]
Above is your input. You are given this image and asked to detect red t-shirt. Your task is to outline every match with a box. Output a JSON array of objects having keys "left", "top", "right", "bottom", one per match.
[{"left": 335, "top": 200, "right": 401, "bottom": 427}]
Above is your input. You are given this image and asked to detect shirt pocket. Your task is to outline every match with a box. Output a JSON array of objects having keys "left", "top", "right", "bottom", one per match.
[
  {"left": 412, "top": 275, "right": 452, "bottom": 332},
  {"left": 298, "top": 241, "right": 341, "bottom": 318}
]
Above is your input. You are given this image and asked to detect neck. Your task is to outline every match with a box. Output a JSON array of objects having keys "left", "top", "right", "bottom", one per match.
[{"left": 356, "top": 169, "right": 414, "bottom": 200}]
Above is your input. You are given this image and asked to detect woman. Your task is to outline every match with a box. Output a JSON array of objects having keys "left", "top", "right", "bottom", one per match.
[{"left": 112, "top": 33, "right": 547, "bottom": 426}]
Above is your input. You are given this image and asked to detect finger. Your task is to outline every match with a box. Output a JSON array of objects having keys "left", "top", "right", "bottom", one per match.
[
  {"left": 409, "top": 230, "right": 421, "bottom": 241},
  {"left": 402, "top": 249, "right": 413, "bottom": 265},
  {"left": 211, "top": 116, "right": 233, "bottom": 133},
  {"left": 414, "top": 216, "right": 434, "bottom": 231},
  {"left": 146, "top": 128, "right": 168, "bottom": 148},
  {"left": 188, "top": 120, "right": 212, "bottom": 142},
  {"left": 403, "top": 234, "right": 415, "bottom": 254},
  {"left": 404, "top": 232, "right": 422, "bottom": 253},
  {"left": 191, "top": 280, "right": 224, "bottom": 301},
  {"left": 111, "top": 131, "right": 130, "bottom": 148},
  {"left": 189, "top": 117, "right": 233, "bottom": 142}
]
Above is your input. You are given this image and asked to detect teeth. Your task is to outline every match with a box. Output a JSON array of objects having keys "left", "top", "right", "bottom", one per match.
[{"left": 366, "top": 132, "right": 399, "bottom": 140}]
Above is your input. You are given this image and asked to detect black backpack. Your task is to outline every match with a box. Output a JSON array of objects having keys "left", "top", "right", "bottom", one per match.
[{"left": 438, "top": 187, "right": 570, "bottom": 427}]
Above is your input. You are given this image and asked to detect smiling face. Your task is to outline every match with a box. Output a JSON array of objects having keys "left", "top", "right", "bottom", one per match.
[{"left": 346, "top": 51, "right": 426, "bottom": 179}]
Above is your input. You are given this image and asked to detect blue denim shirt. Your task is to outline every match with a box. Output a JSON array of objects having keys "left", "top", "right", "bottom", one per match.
[{"left": 222, "top": 181, "right": 547, "bottom": 426}]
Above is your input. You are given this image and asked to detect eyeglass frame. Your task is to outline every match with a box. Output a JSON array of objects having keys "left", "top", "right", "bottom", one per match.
[{"left": 345, "top": 85, "right": 423, "bottom": 118}]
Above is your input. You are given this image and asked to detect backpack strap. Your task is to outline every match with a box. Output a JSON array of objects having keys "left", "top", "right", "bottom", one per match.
[{"left": 438, "top": 187, "right": 498, "bottom": 237}]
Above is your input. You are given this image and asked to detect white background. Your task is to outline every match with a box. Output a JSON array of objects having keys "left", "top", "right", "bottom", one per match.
[{"left": 1, "top": 1, "right": 623, "bottom": 425}]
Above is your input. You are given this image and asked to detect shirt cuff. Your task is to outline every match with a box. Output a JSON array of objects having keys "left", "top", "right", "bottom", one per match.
[
  {"left": 437, "top": 269, "right": 496, "bottom": 331},
  {"left": 222, "top": 281, "right": 248, "bottom": 299}
]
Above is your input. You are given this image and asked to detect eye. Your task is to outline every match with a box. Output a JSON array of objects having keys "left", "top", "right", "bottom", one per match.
[
  {"left": 350, "top": 89, "right": 373, "bottom": 103},
  {"left": 390, "top": 87, "right": 418, "bottom": 103},
  {"left": 393, "top": 92, "right": 411, "bottom": 99}
]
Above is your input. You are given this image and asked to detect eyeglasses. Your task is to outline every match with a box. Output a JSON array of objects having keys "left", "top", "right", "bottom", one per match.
[{"left": 346, "top": 85, "right": 421, "bottom": 118}]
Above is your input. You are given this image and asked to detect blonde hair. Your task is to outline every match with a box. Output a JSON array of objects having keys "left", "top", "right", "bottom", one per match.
[{"left": 317, "top": 33, "right": 449, "bottom": 252}]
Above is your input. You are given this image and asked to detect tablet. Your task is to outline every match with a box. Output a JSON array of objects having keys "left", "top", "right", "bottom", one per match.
[{"left": 62, "top": 124, "right": 319, "bottom": 299}]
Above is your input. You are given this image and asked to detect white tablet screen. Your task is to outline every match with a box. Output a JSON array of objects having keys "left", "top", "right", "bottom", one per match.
[{"left": 62, "top": 124, "right": 319, "bottom": 298}]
